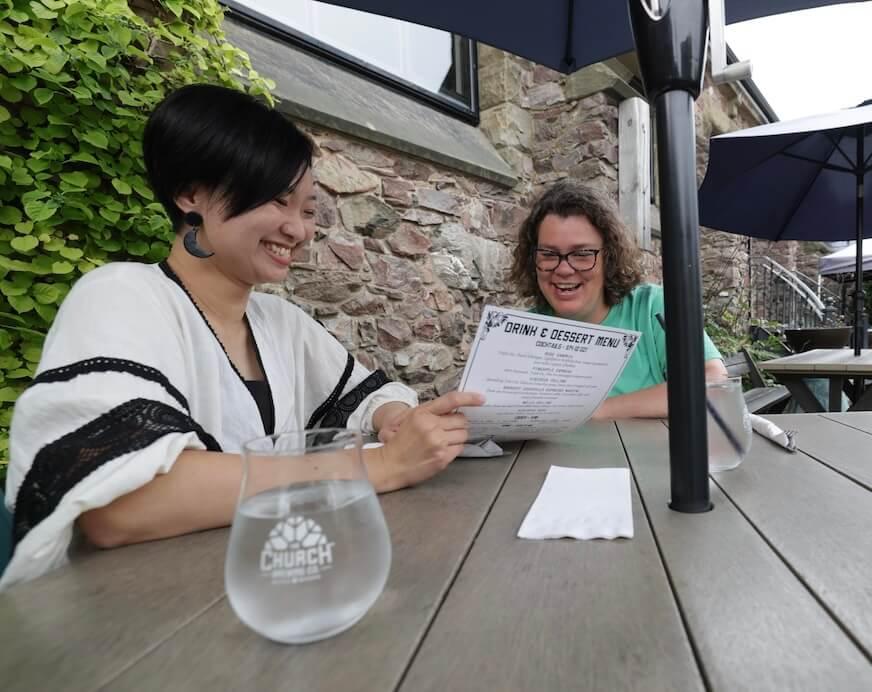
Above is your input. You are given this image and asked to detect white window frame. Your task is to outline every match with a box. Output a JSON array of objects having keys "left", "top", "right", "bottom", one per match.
[{"left": 222, "top": 0, "right": 479, "bottom": 122}]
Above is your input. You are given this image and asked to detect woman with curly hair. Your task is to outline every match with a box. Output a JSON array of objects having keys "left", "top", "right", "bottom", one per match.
[{"left": 510, "top": 180, "right": 726, "bottom": 419}]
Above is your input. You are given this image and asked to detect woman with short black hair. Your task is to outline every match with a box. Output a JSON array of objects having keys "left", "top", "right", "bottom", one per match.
[{"left": 2, "top": 84, "right": 482, "bottom": 588}]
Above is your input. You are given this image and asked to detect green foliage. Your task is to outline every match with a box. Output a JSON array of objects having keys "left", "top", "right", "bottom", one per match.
[
  {"left": 743, "top": 328, "right": 784, "bottom": 363},
  {"left": 706, "top": 313, "right": 780, "bottom": 358},
  {"left": 705, "top": 313, "right": 787, "bottom": 390},
  {"left": 704, "top": 316, "right": 747, "bottom": 360},
  {"left": 0, "top": 0, "right": 274, "bottom": 484}
]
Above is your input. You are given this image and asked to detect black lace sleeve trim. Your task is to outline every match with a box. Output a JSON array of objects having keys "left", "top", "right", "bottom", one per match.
[
  {"left": 317, "top": 369, "right": 391, "bottom": 429},
  {"left": 29, "top": 357, "right": 190, "bottom": 412},
  {"left": 306, "top": 353, "right": 356, "bottom": 429},
  {"left": 12, "top": 398, "right": 221, "bottom": 546}
]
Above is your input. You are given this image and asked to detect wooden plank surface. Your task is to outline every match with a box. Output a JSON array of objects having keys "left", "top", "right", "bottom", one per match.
[
  {"left": 824, "top": 411, "right": 872, "bottom": 435},
  {"left": 6, "top": 417, "right": 872, "bottom": 691},
  {"left": 765, "top": 413, "right": 872, "bottom": 489},
  {"left": 621, "top": 420, "right": 872, "bottom": 690},
  {"left": 104, "top": 449, "right": 521, "bottom": 692},
  {"left": 709, "top": 416, "right": 872, "bottom": 662},
  {"left": 808, "top": 350, "right": 872, "bottom": 373},
  {"left": 760, "top": 348, "right": 872, "bottom": 373},
  {"left": 0, "top": 528, "right": 229, "bottom": 692},
  {"left": 401, "top": 422, "right": 703, "bottom": 692}
]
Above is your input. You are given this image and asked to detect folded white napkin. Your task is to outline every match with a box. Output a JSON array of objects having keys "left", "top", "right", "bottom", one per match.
[
  {"left": 362, "top": 439, "right": 506, "bottom": 458},
  {"left": 518, "top": 466, "right": 634, "bottom": 540},
  {"left": 748, "top": 414, "right": 797, "bottom": 452}
]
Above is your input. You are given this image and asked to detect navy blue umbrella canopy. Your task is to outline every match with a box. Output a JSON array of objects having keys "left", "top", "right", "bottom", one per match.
[
  {"left": 317, "top": 1, "right": 859, "bottom": 73},
  {"left": 699, "top": 102, "right": 872, "bottom": 354},
  {"left": 699, "top": 103, "right": 872, "bottom": 242}
]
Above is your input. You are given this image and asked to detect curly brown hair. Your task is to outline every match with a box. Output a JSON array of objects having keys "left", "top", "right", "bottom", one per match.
[{"left": 510, "top": 180, "right": 644, "bottom": 310}]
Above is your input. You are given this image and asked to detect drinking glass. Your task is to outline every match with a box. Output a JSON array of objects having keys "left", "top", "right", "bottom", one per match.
[
  {"left": 225, "top": 429, "right": 391, "bottom": 644},
  {"left": 706, "top": 377, "right": 753, "bottom": 472}
]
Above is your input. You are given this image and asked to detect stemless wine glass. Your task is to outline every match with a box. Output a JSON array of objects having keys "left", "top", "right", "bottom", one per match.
[
  {"left": 706, "top": 377, "right": 753, "bottom": 472},
  {"left": 225, "top": 428, "right": 391, "bottom": 644}
]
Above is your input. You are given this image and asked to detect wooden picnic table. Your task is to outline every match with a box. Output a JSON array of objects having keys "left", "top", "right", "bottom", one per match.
[
  {"left": 759, "top": 348, "right": 872, "bottom": 412},
  {"left": 2, "top": 414, "right": 871, "bottom": 691}
]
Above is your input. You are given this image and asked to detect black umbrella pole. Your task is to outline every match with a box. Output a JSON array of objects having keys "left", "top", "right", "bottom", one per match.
[
  {"left": 628, "top": 0, "right": 711, "bottom": 512},
  {"left": 855, "top": 129, "right": 866, "bottom": 356},
  {"left": 655, "top": 92, "right": 712, "bottom": 513}
]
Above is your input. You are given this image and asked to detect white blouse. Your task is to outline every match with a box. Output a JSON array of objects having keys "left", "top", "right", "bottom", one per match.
[{"left": 2, "top": 262, "right": 417, "bottom": 588}]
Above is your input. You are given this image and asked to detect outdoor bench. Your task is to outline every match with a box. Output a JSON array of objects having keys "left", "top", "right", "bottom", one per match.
[{"left": 724, "top": 347, "right": 791, "bottom": 414}]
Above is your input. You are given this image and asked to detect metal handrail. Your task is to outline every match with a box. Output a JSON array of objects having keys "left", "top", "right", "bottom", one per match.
[
  {"left": 756, "top": 257, "right": 824, "bottom": 316},
  {"left": 788, "top": 264, "right": 842, "bottom": 306},
  {"left": 751, "top": 256, "right": 844, "bottom": 329}
]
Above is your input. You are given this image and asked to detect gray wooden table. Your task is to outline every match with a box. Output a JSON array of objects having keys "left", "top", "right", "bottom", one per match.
[
  {"left": 759, "top": 348, "right": 872, "bottom": 412},
  {"left": 2, "top": 415, "right": 872, "bottom": 691}
]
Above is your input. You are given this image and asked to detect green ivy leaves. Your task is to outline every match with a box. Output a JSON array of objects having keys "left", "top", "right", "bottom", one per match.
[
  {"left": 23, "top": 198, "right": 58, "bottom": 222},
  {"left": 0, "top": 0, "right": 274, "bottom": 483},
  {"left": 79, "top": 129, "right": 108, "bottom": 148},
  {"left": 10, "top": 236, "right": 39, "bottom": 253}
]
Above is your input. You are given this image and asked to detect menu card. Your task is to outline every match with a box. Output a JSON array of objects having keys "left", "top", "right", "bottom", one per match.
[{"left": 458, "top": 306, "right": 640, "bottom": 441}]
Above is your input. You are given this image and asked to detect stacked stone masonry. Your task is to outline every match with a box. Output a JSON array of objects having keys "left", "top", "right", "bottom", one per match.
[
  {"left": 261, "top": 46, "right": 824, "bottom": 397},
  {"left": 123, "top": 2, "right": 835, "bottom": 396}
]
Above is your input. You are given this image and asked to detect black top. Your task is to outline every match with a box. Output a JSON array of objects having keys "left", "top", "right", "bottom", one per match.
[
  {"left": 244, "top": 380, "right": 275, "bottom": 435},
  {"left": 159, "top": 261, "right": 277, "bottom": 437}
]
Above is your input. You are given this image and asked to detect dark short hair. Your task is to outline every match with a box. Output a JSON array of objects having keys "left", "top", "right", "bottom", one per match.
[
  {"left": 510, "top": 180, "right": 644, "bottom": 309},
  {"left": 143, "top": 84, "right": 313, "bottom": 230}
]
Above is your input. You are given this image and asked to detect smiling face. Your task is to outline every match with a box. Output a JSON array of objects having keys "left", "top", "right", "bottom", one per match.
[
  {"left": 186, "top": 167, "right": 317, "bottom": 286},
  {"left": 535, "top": 213, "right": 608, "bottom": 324}
]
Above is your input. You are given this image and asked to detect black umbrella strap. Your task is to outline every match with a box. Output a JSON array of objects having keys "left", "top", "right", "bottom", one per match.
[{"left": 562, "top": 0, "right": 575, "bottom": 70}]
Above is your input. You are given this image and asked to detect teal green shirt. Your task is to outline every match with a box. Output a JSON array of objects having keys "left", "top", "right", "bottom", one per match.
[{"left": 532, "top": 284, "right": 722, "bottom": 397}]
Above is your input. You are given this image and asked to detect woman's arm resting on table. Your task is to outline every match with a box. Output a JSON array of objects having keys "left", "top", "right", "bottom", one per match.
[
  {"left": 593, "top": 382, "right": 668, "bottom": 420},
  {"left": 592, "top": 358, "right": 729, "bottom": 420},
  {"left": 79, "top": 392, "right": 485, "bottom": 548},
  {"left": 76, "top": 443, "right": 428, "bottom": 548},
  {"left": 78, "top": 449, "right": 244, "bottom": 549}
]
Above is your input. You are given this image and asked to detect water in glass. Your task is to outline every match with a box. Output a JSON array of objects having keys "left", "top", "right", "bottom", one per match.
[
  {"left": 706, "top": 377, "right": 752, "bottom": 472},
  {"left": 225, "top": 430, "right": 391, "bottom": 644}
]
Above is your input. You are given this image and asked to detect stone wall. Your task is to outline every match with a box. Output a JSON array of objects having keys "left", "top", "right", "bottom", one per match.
[
  {"left": 794, "top": 241, "right": 831, "bottom": 279},
  {"left": 474, "top": 47, "right": 790, "bottom": 314},
  {"left": 270, "top": 46, "right": 811, "bottom": 395},
  {"left": 274, "top": 128, "right": 528, "bottom": 399},
  {"left": 477, "top": 48, "right": 658, "bottom": 273},
  {"left": 123, "top": 0, "right": 823, "bottom": 394},
  {"left": 276, "top": 48, "right": 642, "bottom": 398},
  {"left": 129, "top": 1, "right": 824, "bottom": 395}
]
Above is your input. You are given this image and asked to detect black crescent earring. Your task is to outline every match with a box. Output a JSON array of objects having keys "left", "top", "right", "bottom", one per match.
[{"left": 182, "top": 211, "right": 213, "bottom": 258}]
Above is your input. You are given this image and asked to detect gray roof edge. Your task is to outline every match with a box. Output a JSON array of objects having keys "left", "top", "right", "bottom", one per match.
[
  {"left": 223, "top": 18, "right": 518, "bottom": 188},
  {"left": 276, "top": 100, "right": 518, "bottom": 188}
]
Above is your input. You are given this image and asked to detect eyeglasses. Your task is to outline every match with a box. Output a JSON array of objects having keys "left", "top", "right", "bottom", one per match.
[{"left": 534, "top": 247, "right": 601, "bottom": 272}]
